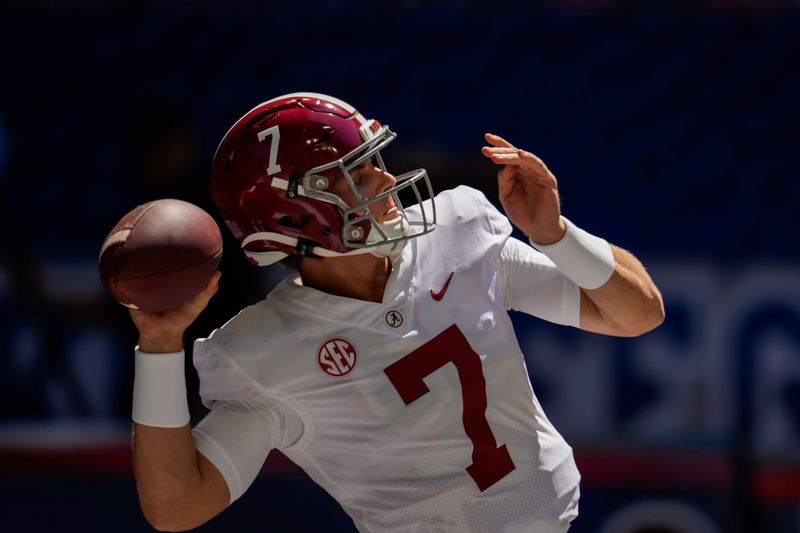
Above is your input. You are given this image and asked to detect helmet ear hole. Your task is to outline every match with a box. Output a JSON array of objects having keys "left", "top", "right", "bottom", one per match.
[{"left": 278, "top": 214, "right": 312, "bottom": 229}]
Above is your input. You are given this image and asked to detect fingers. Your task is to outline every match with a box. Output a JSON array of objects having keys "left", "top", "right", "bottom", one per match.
[
  {"left": 481, "top": 132, "right": 515, "bottom": 160},
  {"left": 482, "top": 134, "right": 545, "bottom": 167},
  {"left": 143, "top": 271, "right": 221, "bottom": 317},
  {"left": 484, "top": 132, "right": 514, "bottom": 148},
  {"left": 189, "top": 271, "right": 221, "bottom": 308},
  {"left": 205, "top": 271, "right": 222, "bottom": 294},
  {"left": 128, "top": 271, "right": 222, "bottom": 345},
  {"left": 483, "top": 147, "right": 546, "bottom": 168},
  {"left": 482, "top": 133, "right": 557, "bottom": 189},
  {"left": 483, "top": 149, "right": 536, "bottom": 162}
]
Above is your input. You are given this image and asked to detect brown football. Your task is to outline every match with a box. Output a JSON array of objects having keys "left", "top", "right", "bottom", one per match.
[{"left": 98, "top": 199, "right": 222, "bottom": 312}]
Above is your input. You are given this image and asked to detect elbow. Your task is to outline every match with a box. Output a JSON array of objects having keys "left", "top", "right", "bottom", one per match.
[
  {"left": 139, "top": 497, "right": 204, "bottom": 532},
  {"left": 150, "top": 523, "right": 192, "bottom": 532},
  {"left": 630, "top": 290, "right": 666, "bottom": 337},
  {"left": 643, "top": 300, "right": 665, "bottom": 335},
  {"left": 141, "top": 511, "right": 174, "bottom": 532},
  {"left": 134, "top": 454, "right": 228, "bottom": 531},
  {"left": 649, "top": 287, "right": 666, "bottom": 329},
  {"left": 141, "top": 506, "right": 189, "bottom": 532},
  {"left": 149, "top": 522, "right": 186, "bottom": 532}
]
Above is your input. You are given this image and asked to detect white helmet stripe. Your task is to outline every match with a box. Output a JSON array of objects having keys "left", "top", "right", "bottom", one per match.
[
  {"left": 270, "top": 177, "right": 307, "bottom": 196},
  {"left": 242, "top": 231, "right": 374, "bottom": 266}
]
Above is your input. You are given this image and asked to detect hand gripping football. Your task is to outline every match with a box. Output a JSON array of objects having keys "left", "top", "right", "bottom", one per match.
[{"left": 98, "top": 199, "right": 223, "bottom": 312}]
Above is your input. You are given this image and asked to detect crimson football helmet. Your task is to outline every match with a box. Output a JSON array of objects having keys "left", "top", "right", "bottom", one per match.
[{"left": 211, "top": 92, "right": 436, "bottom": 266}]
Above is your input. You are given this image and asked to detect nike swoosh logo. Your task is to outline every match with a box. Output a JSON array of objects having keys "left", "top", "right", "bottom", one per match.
[{"left": 430, "top": 272, "right": 455, "bottom": 301}]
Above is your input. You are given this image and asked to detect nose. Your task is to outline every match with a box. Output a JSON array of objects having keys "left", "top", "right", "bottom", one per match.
[
  {"left": 360, "top": 165, "right": 398, "bottom": 217},
  {"left": 356, "top": 162, "right": 394, "bottom": 196},
  {"left": 374, "top": 165, "right": 396, "bottom": 194}
]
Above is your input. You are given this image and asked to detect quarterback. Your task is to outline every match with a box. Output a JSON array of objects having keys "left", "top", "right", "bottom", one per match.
[{"left": 129, "top": 93, "right": 664, "bottom": 532}]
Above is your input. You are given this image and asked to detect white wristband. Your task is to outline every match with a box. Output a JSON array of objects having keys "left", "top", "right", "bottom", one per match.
[
  {"left": 531, "top": 217, "right": 615, "bottom": 289},
  {"left": 132, "top": 348, "right": 190, "bottom": 428}
]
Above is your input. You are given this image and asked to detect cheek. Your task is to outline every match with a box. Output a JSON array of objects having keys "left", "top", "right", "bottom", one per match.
[{"left": 332, "top": 181, "right": 364, "bottom": 210}]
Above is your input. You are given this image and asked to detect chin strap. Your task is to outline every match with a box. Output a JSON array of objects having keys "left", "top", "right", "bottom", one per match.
[
  {"left": 241, "top": 231, "right": 373, "bottom": 266},
  {"left": 366, "top": 214, "right": 410, "bottom": 259}
]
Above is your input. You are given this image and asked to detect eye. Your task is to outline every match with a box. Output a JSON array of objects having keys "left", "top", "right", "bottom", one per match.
[{"left": 351, "top": 162, "right": 370, "bottom": 185}]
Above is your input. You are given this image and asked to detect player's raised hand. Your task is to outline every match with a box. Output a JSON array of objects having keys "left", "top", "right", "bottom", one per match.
[
  {"left": 481, "top": 133, "right": 566, "bottom": 244},
  {"left": 130, "top": 271, "right": 221, "bottom": 353}
]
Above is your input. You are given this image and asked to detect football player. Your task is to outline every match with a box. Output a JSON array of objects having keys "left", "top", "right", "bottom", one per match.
[{"left": 129, "top": 93, "right": 664, "bottom": 532}]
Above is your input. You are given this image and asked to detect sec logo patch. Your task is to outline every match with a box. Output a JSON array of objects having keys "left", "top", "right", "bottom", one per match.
[{"left": 318, "top": 337, "right": 358, "bottom": 377}]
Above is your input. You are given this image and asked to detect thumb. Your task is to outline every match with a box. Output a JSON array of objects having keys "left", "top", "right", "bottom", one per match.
[
  {"left": 497, "top": 165, "right": 516, "bottom": 199},
  {"left": 193, "top": 271, "right": 222, "bottom": 307}
]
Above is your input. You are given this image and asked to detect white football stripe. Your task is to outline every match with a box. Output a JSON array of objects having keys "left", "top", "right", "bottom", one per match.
[{"left": 98, "top": 228, "right": 131, "bottom": 261}]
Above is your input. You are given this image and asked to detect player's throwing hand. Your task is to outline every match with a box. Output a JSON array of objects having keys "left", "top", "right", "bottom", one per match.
[
  {"left": 129, "top": 271, "right": 221, "bottom": 353},
  {"left": 481, "top": 133, "right": 566, "bottom": 245}
]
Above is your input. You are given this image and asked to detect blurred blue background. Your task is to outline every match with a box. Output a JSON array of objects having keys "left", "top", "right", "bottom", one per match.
[{"left": 1, "top": 1, "right": 799, "bottom": 532}]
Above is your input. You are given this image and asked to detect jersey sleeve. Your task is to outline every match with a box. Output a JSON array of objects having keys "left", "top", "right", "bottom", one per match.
[
  {"left": 192, "top": 311, "right": 307, "bottom": 503},
  {"left": 465, "top": 185, "right": 514, "bottom": 247},
  {"left": 429, "top": 187, "right": 577, "bottom": 325},
  {"left": 418, "top": 185, "right": 513, "bottom": 269},
  {"left": 498, "top": 236, "right": 581, "bottom": 327},
  {"left": 193, "top": 397, "right": 304, "bottom": 503}
]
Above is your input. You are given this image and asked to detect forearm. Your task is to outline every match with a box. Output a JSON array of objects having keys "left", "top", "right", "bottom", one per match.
[
  {"left": 135, "top": 424, "right": 198, "bottom": 527},
  {"left": 134, "top": 423, "right": 229, "bottom": 531},
  {"left": 580, "top": 245, "right": 664, "bottom": 336},
  {"left": 529, "top": 217, "right": 663, "bottom": 337},
  {"left": 131, "top": 347, "right": 229, "bottom": 531}
]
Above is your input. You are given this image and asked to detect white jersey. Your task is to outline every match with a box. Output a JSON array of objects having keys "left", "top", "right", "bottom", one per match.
[{"left": 193, "top": 186, "right": 582, "bottom": 533}]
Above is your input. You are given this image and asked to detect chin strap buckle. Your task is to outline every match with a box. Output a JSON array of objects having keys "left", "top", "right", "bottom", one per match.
[
  {"left": 295, "top": 238, "right": 318, "bottom": 257},
  {"left": 286, "top": 172, "right": 300, "bottom": 199}
]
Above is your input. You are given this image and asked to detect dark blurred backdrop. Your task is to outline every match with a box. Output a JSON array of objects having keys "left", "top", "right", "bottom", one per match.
[{"left": 1, "top": 1, "right": 799, "bottom": 532}]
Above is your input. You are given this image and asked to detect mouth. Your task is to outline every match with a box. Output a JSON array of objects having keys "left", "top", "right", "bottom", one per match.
[{"left": 383, "top": 206, "right": 400, "bottom": 219}]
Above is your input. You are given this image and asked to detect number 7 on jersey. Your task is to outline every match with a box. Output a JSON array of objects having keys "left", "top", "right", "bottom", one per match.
[{"left": 384, "top": 324, "right": 516, "bottom": 492}]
